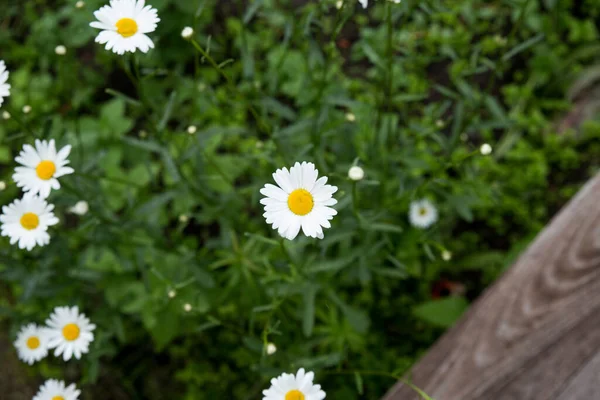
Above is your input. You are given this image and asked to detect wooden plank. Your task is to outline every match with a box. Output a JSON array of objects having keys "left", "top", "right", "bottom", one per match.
[
  {"left": 383, "top": 173, "right": 600, "bottom": 400},
  {"left": 555, "top": 350, "right": 600, "bottom": 400}
]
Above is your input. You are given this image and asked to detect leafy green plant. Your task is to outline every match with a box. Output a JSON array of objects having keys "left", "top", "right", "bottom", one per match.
[{"left": 0, "top": 0, "right": 598, "bottom": 399}]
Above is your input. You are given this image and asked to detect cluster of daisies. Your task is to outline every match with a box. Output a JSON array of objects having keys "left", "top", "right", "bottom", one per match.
[
  {"left": 0, "top": 1, "right": 443, "bottom": 399},
  {"left": 0, "top": 139, "right": 74, "bottom": 250},
  {"left": 260, "top": 161, "right": 439, "bottom": 241},
  {"left": 15, "top": 306, "right": 95, "bottom": 400}
]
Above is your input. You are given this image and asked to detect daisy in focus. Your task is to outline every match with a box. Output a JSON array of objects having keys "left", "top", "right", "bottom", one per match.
[
  {"left": 13, "top": 139, "right": 74, "bottom": 198},
  {"left": 14, "top": 323, "right": 49, "bottom": 365},
  {"left": 409, "top": 198, "right": 438, "bottom": 229},
  {"left": 90, "top": 0, "right": 160, "bottom": 55},
  {"left": 263, "top": 368, "right": 326, "bottom": 400},
  {"left": 0, "top": 194, "right": 59, "bottom": 251},
  {"left": 45, "top": 306, "right": 96, "bottom": 361},
  {"left": 0, "top": 60, "right": 10, "bottom": 107},
  {"left": 33, "top": 379, "right": 81, "bottom": 400},
  {"left": 260, "top": 162, "right": 337, "bottom": 240}
]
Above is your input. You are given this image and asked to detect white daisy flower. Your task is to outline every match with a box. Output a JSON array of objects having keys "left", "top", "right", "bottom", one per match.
[
  {"left": 13, "top": 139, "right": 74, "bottom": 199},
  {"left": 33, "top": 379, "right": 81, "bottom": 400},
  {"left": 263, "top": 368, "right": 326, "bottom": 400},
  {"left": 14, "top": 323, "right": 49, "bottom": 365},
  {"left": 0, "top": 60, "right": 11, "bottom": 107},
  {"left": 90, "top": 0, "right": 160, "bottom": 55},
  {"left": 260, "top": 162, "right": 338, "bottom": 240},
  {"left": 0, "top": 194, "right": 59, "bottom": 251},
  {"left": 45, "top": 306, "right": 96, "bottom": 361},
  {"left": 409, "top": 199, "right": 438, "bottom": 229}
]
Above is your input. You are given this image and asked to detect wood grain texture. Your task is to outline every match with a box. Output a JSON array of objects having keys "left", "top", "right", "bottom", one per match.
[{"left": 383, "top": 173, "right": 600, "bottom": 400}]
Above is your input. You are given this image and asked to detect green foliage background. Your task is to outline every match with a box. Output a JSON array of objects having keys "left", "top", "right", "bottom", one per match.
[{"left": 1, "top": 0, "right": 599, "bottom": 398}]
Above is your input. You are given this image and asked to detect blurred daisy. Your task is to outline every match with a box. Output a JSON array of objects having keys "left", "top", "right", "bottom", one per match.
[
  {"left": 409, "top": 199, "right": 438, "bottom": 229},
  {"left": 263, "top": 368, "right": 326, "bottom": 400},
  {"left": 0, "top": 60, "right": 11, "bottom": 107},
  {"left": 90, "top": 0, "right": 160, "bottom": 55},
  {"left": 260, "top": 162, "right": 337, "bottom": 240},
  {"left": 33, "top": 379, "right": 80, "bottom": 400},
  {"left": 14, "top": 323, "right": 49, "bottom": 365},
  {"left": 45, "top": 306, "right": 96, "bottom": 361},
  {"left": 0, "top": 194, "right": 59, "bottom": 251},
  {"left": 13, "top": 139, "right": 74, "bottom": 198}
]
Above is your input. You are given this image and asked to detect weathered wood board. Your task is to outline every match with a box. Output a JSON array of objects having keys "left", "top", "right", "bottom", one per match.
[{"left": 383, "top": 173, "right": 600, "bottom": 400}]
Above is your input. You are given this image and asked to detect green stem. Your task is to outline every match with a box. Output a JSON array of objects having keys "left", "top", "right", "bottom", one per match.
[
  {"left": 189, "top": 39, "right": 270, "bottom": 135},
  {"left": 321, "top": 370, "right": 433, "bottom": 400},
  {"left": 4, "top": 105, "right": 36, "bottom": 137}
]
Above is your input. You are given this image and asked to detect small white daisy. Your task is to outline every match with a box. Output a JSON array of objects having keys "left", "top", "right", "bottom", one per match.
[
  {"left": 90, "top": 0, "right": 160, "bottom": 55},
  {"left": 0, "top": 60, "right": 11, "bottom": 107},
  {"left": 263, "top": 368, "right": 326, "bottom": 400},
  {"left": 33, "top": 379, "right": 81, "bottom": 400},
  {"left": 409, "top": 199, "right": 438, "bottom": 229},
  {"left": 13, "top": 139, "right": 74, "bottom": 199},
  {"left": 260, "top": 162, "right": 337, "bottom": 240},
  {"left": 14, "top": 323, "right": 49, "bottom": 365},
  {"left": 45, "top": 306, "right": 96, "bottom": 361},
  {"left": 0, "top": 194, "right": 59, "bottom": 251}
]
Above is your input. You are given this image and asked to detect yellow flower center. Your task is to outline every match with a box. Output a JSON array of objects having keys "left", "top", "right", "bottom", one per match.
[
  {"left": 285, "top": 390, "right": 305, "bottom": 400},
  {"left": 52, "top": 396, "right": 65, "bottom": 400},
  {"left": 419, "top": 207, "right": 428, "bottom": 216},
  {"left": 26, "top": 336, "right": 40, "bottom": 350},
  {"left": 62, "top": 323, "right": 80, "bottom": 341},
  {"left": 36, "top": 160, "right": 56, "bottom": 180},
  {"left": 20, "top": 213, "right": 40, "bottom": 230},
  {"left": 287, "top": 189, "right": 314, "bottom": 216},
  {"left": 116, "top": 18, "right": 138, "bottom": 37}
]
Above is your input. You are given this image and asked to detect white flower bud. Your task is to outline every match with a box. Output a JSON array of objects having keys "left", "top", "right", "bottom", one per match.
[
  {"left": 55, "top": 45, "right": 67, "bottom": 55},
  {"left": 181, "top": 27, "right": 194, "bottom": 40},
  {"left": 69, "top": 201, "right": 89, "bottom": 216},
  {"left": 480, "top": 143, "right": 492, "bottom": 155},
  {"left": 348, "top": 166, "right": 365, "bottom": 181},
  {"left": 442, "top": 250, "right": 452, "bottom": 261}
]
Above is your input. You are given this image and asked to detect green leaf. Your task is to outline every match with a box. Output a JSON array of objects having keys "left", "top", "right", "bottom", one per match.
[
  {"left": 302, "top": 285, "right": 318, "bottom": 337},
  {"left": 413, "top": 296, "right": 469, "bottom": 328},
  {"left": 502, "top": 33, "right": 544, "bottom": 62},
  {"left": 354, "top": 372, "right": 364, "bottom": 395}
]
